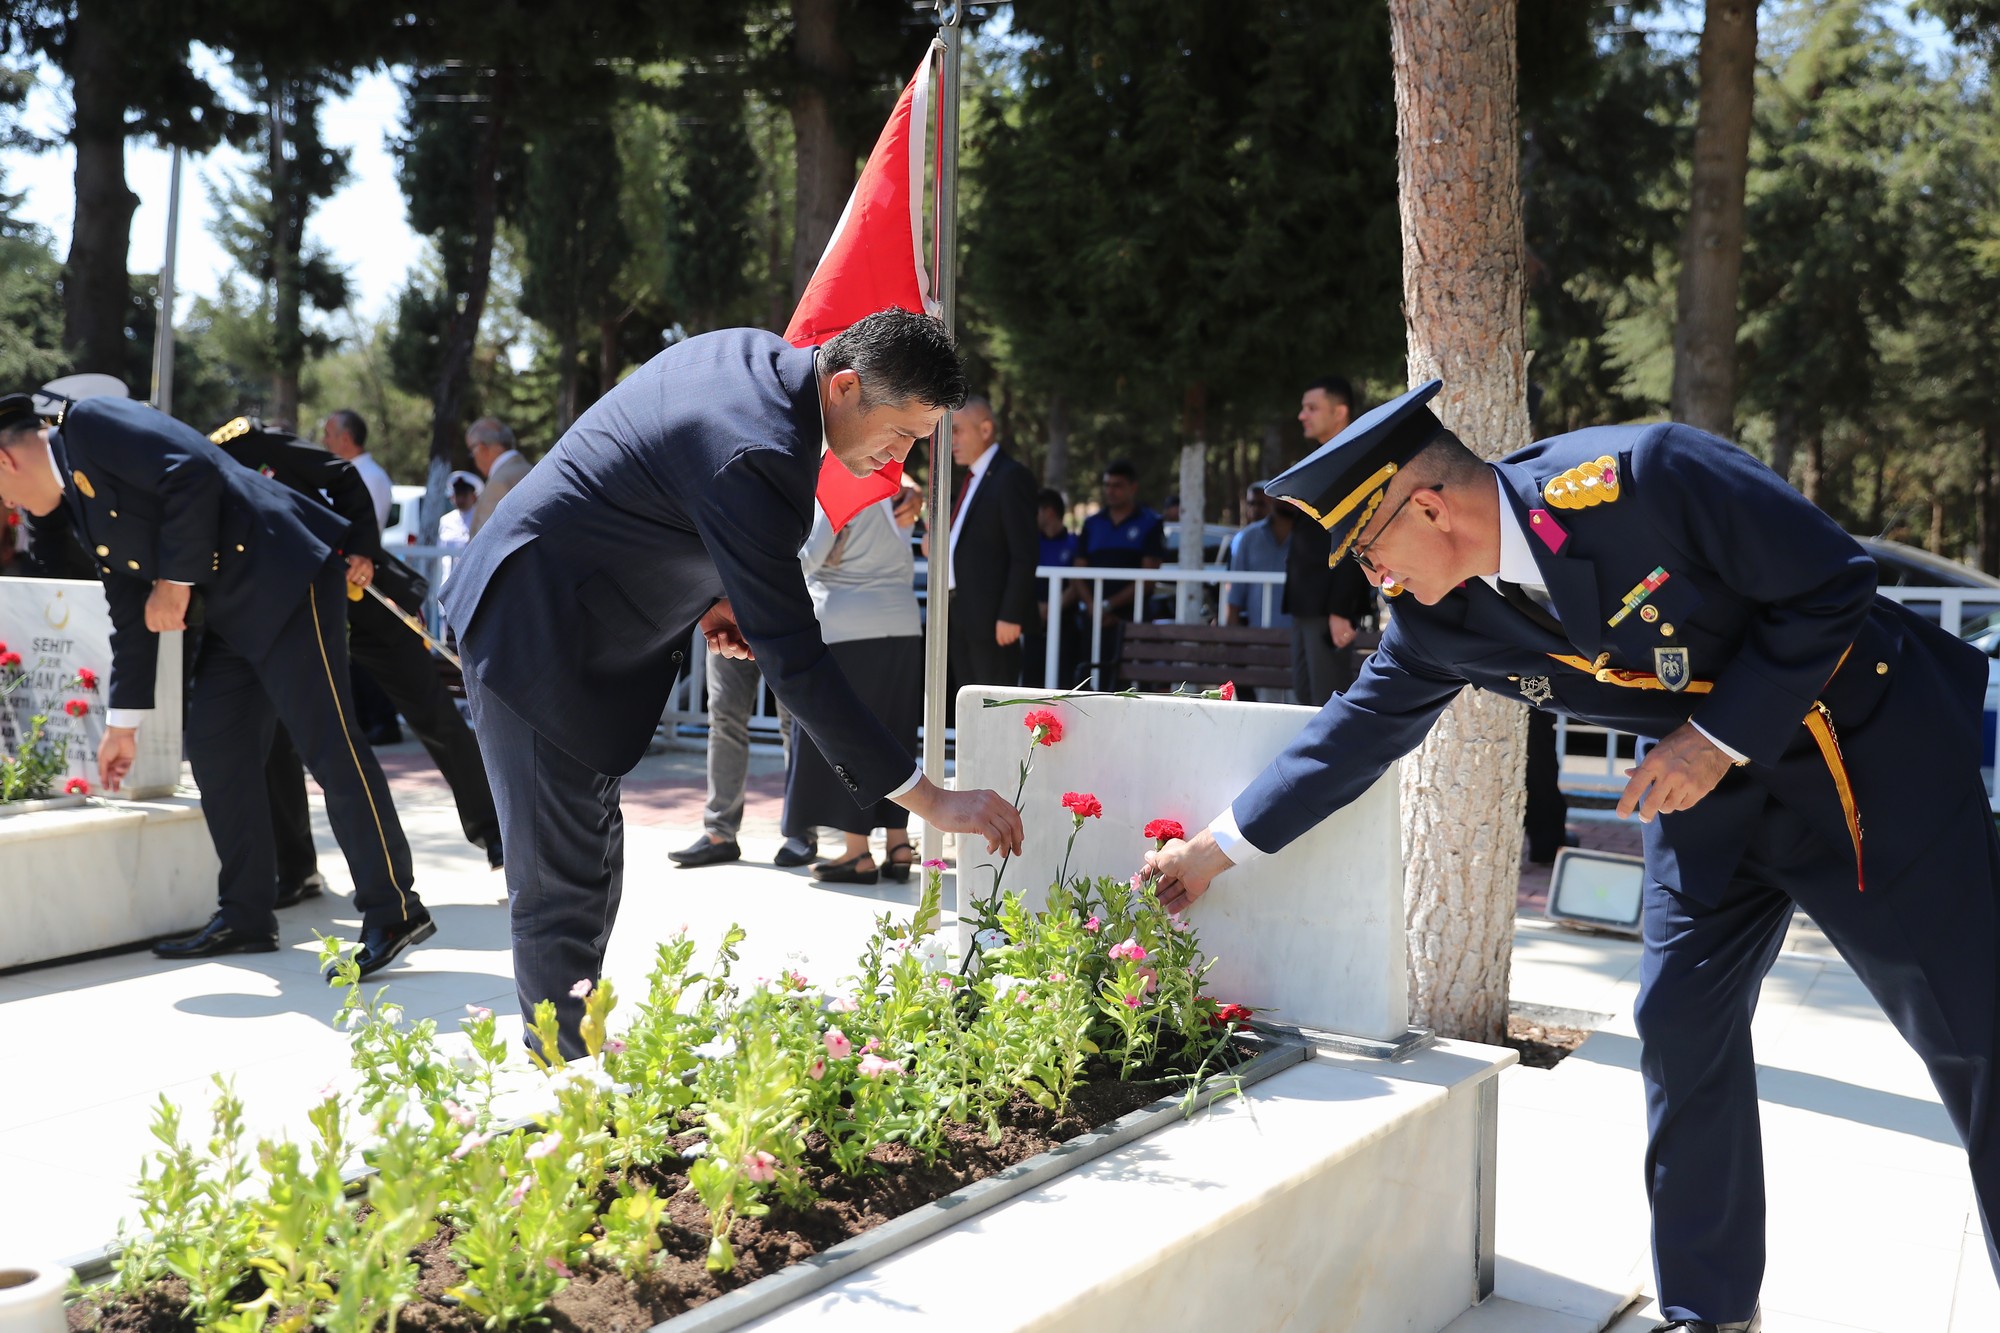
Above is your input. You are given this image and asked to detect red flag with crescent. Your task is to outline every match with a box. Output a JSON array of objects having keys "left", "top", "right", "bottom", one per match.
[{"left": 788, "top": 44, "right": 939, "bottom": 530}]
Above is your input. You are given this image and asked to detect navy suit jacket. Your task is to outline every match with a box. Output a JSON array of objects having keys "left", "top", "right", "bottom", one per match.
[
  {"left": 440, "top": 328, "right": 913, "bottom": 793},
  {"left": 1232, "top": 422, "right": 1988, "bottom": 904},
  {"left": 51, "top": 398, "right": 353, "bottom": 710}
]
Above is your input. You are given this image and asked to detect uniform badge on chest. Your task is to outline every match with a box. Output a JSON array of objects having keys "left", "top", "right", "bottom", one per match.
[
  {"left": 1519, "top": 676, "right": 1553, "bottom": 706},
  {"left": 1654, "top": 646, "right": 1691, "bottom": 692}
]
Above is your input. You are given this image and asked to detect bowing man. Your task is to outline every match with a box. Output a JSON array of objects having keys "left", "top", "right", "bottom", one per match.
[
  {"left": 443, "top": 308, "right": 1026, "bottom": 1058},
  {"left": 1145, "top": 381, "right": 2000, "bottom": 1333}
]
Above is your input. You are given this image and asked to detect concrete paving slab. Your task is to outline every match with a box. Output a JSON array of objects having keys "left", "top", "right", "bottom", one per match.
[{"left": 1440, "top": 1295, "right": 1597, "bottom": 1333}]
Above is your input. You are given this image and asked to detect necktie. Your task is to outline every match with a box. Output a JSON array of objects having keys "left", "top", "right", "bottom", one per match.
[
  {"left": 1496, "top": 579, "right": 1566, "bottom": 638},
  {"left": 951, "top": 469, "right": 974, "bottom": 524}
]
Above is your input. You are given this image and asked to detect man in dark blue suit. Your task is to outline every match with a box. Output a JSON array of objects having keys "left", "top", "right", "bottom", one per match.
[
  {"left": 442, "top": 308, "right": 1026, "bottom": 1057},
  {"left": 0, "top": 394, "right": 435, "bottom": 976},
  {"left": 1145, "top": 382, "right": 1999, "bottom": 1333}
]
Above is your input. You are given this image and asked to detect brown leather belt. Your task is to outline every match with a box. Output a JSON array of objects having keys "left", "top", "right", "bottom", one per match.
[{"left": 1545, "top": 648, "right": 1863, "bottom": 891}]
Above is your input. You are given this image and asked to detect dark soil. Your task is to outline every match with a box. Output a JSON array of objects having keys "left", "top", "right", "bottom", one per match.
[
  {"left": 68, "top": 1059, "right": 1236, "bottom": 1333},
  {"left": 1505, "top": 1013, "right": 1592, "bottom": 1070}
]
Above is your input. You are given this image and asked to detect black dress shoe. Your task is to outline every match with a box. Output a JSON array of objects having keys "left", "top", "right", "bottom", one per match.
[
  {"left": 811, "top": 852, "right": 879, "bottom": 884},
  {"left": 335, "top": 912, "right": 437, "bottom": 981},
  {"left": 154, "top": 914, "right": 279, "bottom": 959},
  {"left": 274, "top": 871, "right": 328, "bottom": 909},
  {"left": 486, "top": 840, "right": 505, "bottom": 871},
  {"left": 669, "top": 836, "right": 740, "bottom": 868},
  {"left": 1652, "top": 1309, "right": 1760, "bottom": 1333},
  {"left": 773, "top": 836, "right": 818, "bottom": 868}
]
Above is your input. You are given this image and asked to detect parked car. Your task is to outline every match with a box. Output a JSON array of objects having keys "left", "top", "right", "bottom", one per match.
[
  {"left": 380, "top": 484, "right": 429, "bottom": 547},
  {"left": 1853, "top": 536, "right": 2000, "bottom": 632}
]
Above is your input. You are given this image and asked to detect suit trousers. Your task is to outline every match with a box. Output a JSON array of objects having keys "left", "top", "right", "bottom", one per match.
[
  {"left": 266, "top": 591, "right": 501, "bottom": 879},
  {"left": 1289, "top": 615, "right": 1356, "bottom": 706},
  {"left": 1636, "top": 783, "right": 2000, "bottom": 1323},
  {"left": 465, "top": 671, "right": 622, "bottom": 1059},
  {"left": 703, "top": 650, "right": 791, "bottom": 841},
  {"left": 947, "top": 594, "right": 1022, "bottom": 706},
  {"left": 188, "top": 560, "right": 419, "bottom": 935}
]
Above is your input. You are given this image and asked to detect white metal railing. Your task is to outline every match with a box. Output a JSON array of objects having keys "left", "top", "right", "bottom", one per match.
[{"left": 1040, "top": 565, "right": 1287, "bottom": 689}]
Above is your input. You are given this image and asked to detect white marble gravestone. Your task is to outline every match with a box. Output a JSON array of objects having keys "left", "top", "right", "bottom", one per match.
[
  {"left": 954, "top": 686, "right": 1409, "bottom": 1042},
  {"left": 0, "top": 577, "right": 182, "bottom": 797}
]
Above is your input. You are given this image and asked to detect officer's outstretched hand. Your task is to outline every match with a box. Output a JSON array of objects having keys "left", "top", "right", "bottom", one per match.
[
  {"left": 898, "top": 776, "right": 1025, "bottom": 856},
  {"left": 144, "top": 580, "right": 190, "bottom": 632},
  {"left": 1619, "top": 722, "right": 1734, "bottom": 823},
  {"left": 699, "top": 599, "right": 754, "bottom": 660},
  {"left": 1143, "top": 830, "right": 1235, "bottom": 914},
  {"left": 346, "top": 554, "right": 375, "bottom": 588},
  {"left": 98, "top": 726, "right": 137, "bottom": 793}
]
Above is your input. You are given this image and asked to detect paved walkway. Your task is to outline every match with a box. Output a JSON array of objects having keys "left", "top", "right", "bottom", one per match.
[{"left": 1, "top": 744, "right": 1992, "bottom": 1330}]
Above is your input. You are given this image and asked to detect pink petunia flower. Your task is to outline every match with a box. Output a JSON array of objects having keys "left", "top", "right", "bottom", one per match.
[
  {"left": 526, "top": 1131, "right": 563, "bottom": 1161},
  {"left": 923, "top": 858, "right": 948, "bottom": 871},
  {"left": 508, "top": 1171, "right": 535, "bottom": 1206},
  {"left": 443, "top": 1099, "right": 475, "bottom": 1128},
  {"left": 808, "top": 1057, "right": 827, "bottom": 1081},
  {"left": 823, "top": 1029, "right": 852, "bottom": 1060},
  {"left": 466, "top": 1004, "right": 493, "bottom": 1020},
  {"left": 743, "top": 1150, "right": 778, "bottom": 1184},
  {"left": 604, "top": 1038, "right": 626, "bottom": 1056},
  {"left": 1122, "top": 993, "right": 1142, "bottom": 1010},
  {"left": 1109, "top": 938, "right": 1148, "bottom": 963},
  {"left": 569, "top": 979, "right": 593, "bottom": 1000},
  {"left": 451, "top": 1131, "right": 492, "bottom": 1161},
  {"left": 545, "top": 1256, "right": 574, "bottom": 1279},
  {"left": 1083, "top": 916, "right": 1101, "bottom": 934},
  {"left": 857, "top": 1053, "right": 905, "bottom": 1078}
]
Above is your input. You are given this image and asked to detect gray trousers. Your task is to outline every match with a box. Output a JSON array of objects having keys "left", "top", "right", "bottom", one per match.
[
  {"left": 703, "top": 650, "right": 793, "bottom": 840},
  {"left": 1290, "top": 615, "right": 1356, "bottom": 707}
]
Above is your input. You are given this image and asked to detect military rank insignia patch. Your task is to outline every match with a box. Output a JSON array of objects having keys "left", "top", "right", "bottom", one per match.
[
  {"left": 1654, "top": 646, "right": 1691, "bottom": 692},
  {"left": 1542, "top": 455, "right": 1621, "bottom": 511},
  {"left": 209, "top": 416, "right": 254, "bottom": 445},
  {"left": 71, "top": 470, "right": 94, "bottom": 499},
  {"left": 1520, "top": 676, "right": 1553, "bottom": 705}
]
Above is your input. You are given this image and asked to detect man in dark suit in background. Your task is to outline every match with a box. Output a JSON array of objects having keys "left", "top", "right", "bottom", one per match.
[
  {"left": 442, "top": 309, "right": 1026, "bottom": 1057},
  {"left": 1286, "top": 375, "right": 1378, "bottom": 704},
  {"left": 941, "top": 396, "right": 1038, "bottom": 704},
  {"left": 207, "top": 418, "right": 504, "bottom": 901},
  {"left": 0, "top": 394, "right": 434, "bottom": 976}
]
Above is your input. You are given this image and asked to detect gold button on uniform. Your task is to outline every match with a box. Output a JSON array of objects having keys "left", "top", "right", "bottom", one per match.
[
  {"left": 108, "top": 510, "right": 117, "bottom": 518},
  {"left": 1593, "top": 652, "right": 1611, "bottom": 669},
  {"left": 1876, "top": 661, "right": 1888, "bottom": 675},
  {"left": 71, "top": 470, "right": 94, "bottom": 498},
  {"left": 235, "top": 544, "right": 245, "bottom": 552},
  {"left": 126, "top": 560, "right": 139, "bottom": 571},
  {"left": 94, "top": 545, "right": 108, "bottom": 556},
  {"left": 1661, "top": 624, "right": 1675, "bottom": 637}
]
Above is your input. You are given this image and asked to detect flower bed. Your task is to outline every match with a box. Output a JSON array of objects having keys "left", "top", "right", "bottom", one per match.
[{"left": 66, "top": 845, "right": 1270, "bottom": 1333}]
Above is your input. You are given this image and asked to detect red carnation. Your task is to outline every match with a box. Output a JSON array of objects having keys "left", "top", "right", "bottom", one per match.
[
  {"left": 64, "top": 778, "right": 90, "bottom": 796},
  {"left": 1144, "top": 818, "right": 1186, "bottom": 846},
  {"left": 74, "top": 668, "right": 99, "bottom": 691},
  {"left": 1061, "top": 791, "right": 1103, "bottom": 820},
  {"left": 63, "top": 698, "right": 89, "bottom": 718},
  {"left": 1023, "top": 708, "right": 1063, "bottom": 746},
  {"left": 1206, "top": 1001, "right": 1255, "bottom": 1028},
  {"left": 0, "top": 651, "right": 19, "bottom": 669},
  {"left": 1220, "top": 680, "right": 1236, "bottom": 701}
]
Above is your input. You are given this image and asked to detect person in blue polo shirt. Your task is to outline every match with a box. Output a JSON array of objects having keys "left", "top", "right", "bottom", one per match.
[{"left": 1075, "top": 458, "right": 1166, "bottom": 624}]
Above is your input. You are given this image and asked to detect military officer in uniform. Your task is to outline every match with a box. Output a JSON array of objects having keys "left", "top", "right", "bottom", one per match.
[
  {"left": 207, "top": 417, "right": 504, "bottom": 899},
  {"left": 0, "top": 393, "right": 436, "bottom": 977},
  {"left": 443, "top": 308, "right": 1026, "bottom": 1059},
  {"left": 1145, "top": 382, "right": 2000, "bottom": 1333}
]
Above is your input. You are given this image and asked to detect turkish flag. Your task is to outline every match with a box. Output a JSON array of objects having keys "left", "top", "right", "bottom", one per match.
[{"left": 789, "top": 45, "right": 939, "bottom": 530}]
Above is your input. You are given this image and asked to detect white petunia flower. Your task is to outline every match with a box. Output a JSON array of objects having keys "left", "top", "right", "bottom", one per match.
[{"left": 691, "top": 1036, "right": 738, "bottom": 1061}]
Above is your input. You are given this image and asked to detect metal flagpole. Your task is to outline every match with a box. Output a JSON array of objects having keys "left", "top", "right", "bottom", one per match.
[
  {"left": 921, "top": 3, "right": 963, "bottom": 866},
  {"left": 149, "top": 147, "right": 183, "bottom": 415}
]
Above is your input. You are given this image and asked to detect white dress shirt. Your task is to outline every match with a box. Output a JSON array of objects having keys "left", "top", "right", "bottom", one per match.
[
  {"left": 944, "top": 441, "right": 998, "bottom": 592},
  {"left": 350, "top": 452, "right": 394, "bottom": 531}
]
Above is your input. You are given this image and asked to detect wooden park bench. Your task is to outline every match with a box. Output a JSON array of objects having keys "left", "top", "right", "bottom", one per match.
[{"left": 1110, "top": 620, "right": 1381, "bottom": 696}]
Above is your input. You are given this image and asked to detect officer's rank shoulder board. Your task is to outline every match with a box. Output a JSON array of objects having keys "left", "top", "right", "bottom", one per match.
[{"left": 1541, "top": 454, "right": 1621, "bottom": 511}]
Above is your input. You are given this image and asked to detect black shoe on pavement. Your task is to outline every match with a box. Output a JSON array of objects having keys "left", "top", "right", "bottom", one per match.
[
  {"left": 773, "top": 836, "right": 818, "bottom": 868},
  {"left": 274, "top": 871, "right": 328, "bottom": 909},
  {"left": 1652, "top": 1310, "right": 1760, "bottom": 1333},
  {"left": 669, "top": 836, "right": 741, "bottom": 868},
  {"left": 154, "top": 913, "right": 279, "bottom": 959},
  {"left": 332, "top": 911, "right": 437, "bottom": 982},
  {"left": 811, "top": 852, "right": 879, "bottom": 885}
]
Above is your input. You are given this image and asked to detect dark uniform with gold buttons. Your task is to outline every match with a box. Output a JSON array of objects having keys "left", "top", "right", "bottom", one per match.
[
  {"left": 40, "top": 394, "right": 433, "bottom": 972},
  {"left": 207, "top": 417, "right": 502, "bottom": 887},
  {"left": 1222, "top": 381, "right": 2000, "bottom": 1327}
]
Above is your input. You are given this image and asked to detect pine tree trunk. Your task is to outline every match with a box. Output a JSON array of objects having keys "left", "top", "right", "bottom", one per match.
[
  {"left": 63, "top": 0, "right": 139, "bottom": 377},
  {"left": 427, "top": 66, "right": 512, "bottom": 527},
  {"left": 1802, "top": 431, "right": 1825, "bottom": 506},
  {"left": 1668, "top": 0, "right": 1757, "bottom": 437},
  {"left": 1770, "top": 404, "right": 1800, "bottom": 488},
  {"left": 1388, "top": 0, "right": 1532, "bottom": 1047},
  {"left": 555, "top": 324, "right": 581, "bottom": 433},
  {"left": 789, "top": 0, "right": 856, "bottom": 301},
  {"left": 1044, "top": 393, "right": 1069, "bottom": 492},
  {"left": 269, "top": 85, "right": 303, "bottom": 430}
]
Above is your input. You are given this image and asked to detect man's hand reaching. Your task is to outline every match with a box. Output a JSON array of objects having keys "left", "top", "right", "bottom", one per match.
[
  {"left": 699, "top": 599, "right": 754, "bottom": 660},
  {"left": 1141, "top": 829, "right": 1235, "bottom": 914},
  {"left": 897, "top": 776, "right": 1025, "bottom": 856},
  {"left": 1618, "top": 721, "right": 1734, "bottom": 823}
]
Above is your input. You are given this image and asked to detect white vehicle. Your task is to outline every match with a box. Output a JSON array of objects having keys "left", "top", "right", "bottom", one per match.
[{"left": 379, "top": 485, "right": 429, "bottom": 547}]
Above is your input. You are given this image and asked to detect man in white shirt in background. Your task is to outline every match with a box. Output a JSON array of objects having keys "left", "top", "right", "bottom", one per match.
[{"left": 321, "top": 410, "right": 392, "bottom": 531}]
